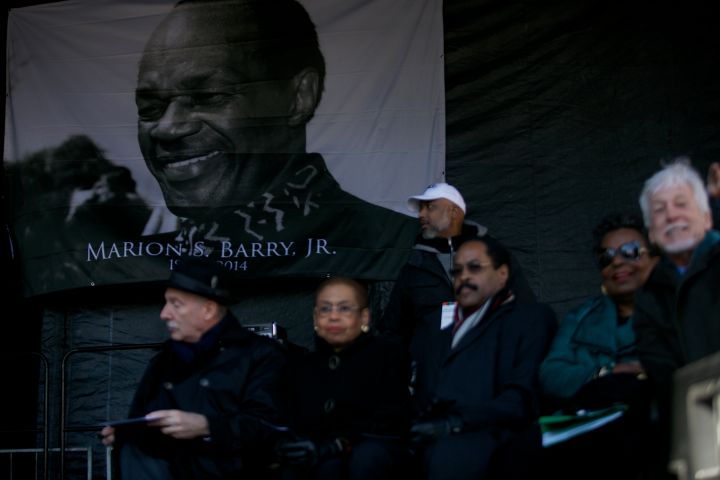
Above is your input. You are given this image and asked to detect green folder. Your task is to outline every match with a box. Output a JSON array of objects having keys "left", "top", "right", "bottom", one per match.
[{"left": 540, "top": 404, "right": 629, "bottom": 447}]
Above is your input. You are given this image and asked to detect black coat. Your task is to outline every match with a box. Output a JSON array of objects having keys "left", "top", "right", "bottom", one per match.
[
  {"left": 377, "top": 222, "right": 537, "bottom": 412},
  {"left": 122, "top": 313, "right": 288, "bottom": 479},
  {"left": 429, "top": 301, "right": 557, "bottom": 434},
  {"left": 634, "top": 230, "right": 720, "bottom": 389},
  {"left": 414, "top": 300, "right": 557, "bottom": 479},
  {"left": 286, "top": 333, "right": 412, "bottom": 444},
  {"left": 633, "top": 230, "right": 720, "bottom": 462}
]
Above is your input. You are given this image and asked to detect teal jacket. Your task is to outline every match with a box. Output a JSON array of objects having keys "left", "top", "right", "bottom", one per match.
[{"left": 539, "top": 295, "right": 638, "bottom": 402}]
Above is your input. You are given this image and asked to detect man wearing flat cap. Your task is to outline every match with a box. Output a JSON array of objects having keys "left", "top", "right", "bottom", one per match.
[
  {"left": 101, "top": 258, "right": 287, "bottom": 479},
  {"left": 377, "top": 182, "right": 536, "bottom": 414}
]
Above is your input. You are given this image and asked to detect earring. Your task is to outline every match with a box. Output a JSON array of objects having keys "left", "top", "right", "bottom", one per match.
[
  {"left": 600, "top": 284, "right": 608, "bottom": 295},
  {"left": 314, "top": 325, "right": 319, "bottom": 332},
  {"left": 360, "top": 324, "right": 369, "bottom": 333}
]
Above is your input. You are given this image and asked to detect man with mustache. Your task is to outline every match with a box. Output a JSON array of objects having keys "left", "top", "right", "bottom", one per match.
[
  {"left": 634, "top": 159, "right": 720, "bottom": 477},
  {"left": 376, "top": 183, "right": 536, "bottom": 414},
  {"left": 100, "top": 257, "right": 287, "bottom": 478},
  {"left": 408, "top": 237, "right": 556, "bottom": 480},
  {"left": 136, "top": 0, "right": 417, "bottom": 278}
]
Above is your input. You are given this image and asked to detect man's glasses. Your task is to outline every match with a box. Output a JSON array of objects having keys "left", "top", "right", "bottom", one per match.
[
  {"left": 596, "top": 240, "right": 648, "bottom": 269},
  {"left": 315, "top": 304, "right": 365, "bottom": 317},
  {"left": 448, "top": 261, "right": 493, "bottom": 277}
]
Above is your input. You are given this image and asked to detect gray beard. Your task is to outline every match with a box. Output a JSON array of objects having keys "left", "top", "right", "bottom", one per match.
[
  {"left": 421, "top": 216, "right": 451, "bottom": 240},
  {"left": 661, "top": 237, "right": 701, "bottom": 255},
  {"left": 422, "top": 229, "right": 439, "bottom": 240}
]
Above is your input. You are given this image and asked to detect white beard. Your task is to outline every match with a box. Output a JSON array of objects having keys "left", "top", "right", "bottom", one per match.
[
  {"left": 661, "top": 236, "right": 700, "bottom": 255},
  {"left": 658, "top": 222, "right": 702, "bottom": 254}
]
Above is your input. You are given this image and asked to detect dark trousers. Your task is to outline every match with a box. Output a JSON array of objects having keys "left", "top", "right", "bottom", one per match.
[
  {"left": 280, "top": 439, "right": 412, "bottom": 480},
  {"left": 119, "top": 442, "right": 174, "bottom": 480},
  {"left": 418, "top": 430, "right": 499, "bottom": 480}
]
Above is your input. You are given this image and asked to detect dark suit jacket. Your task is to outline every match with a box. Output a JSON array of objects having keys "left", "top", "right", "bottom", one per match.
[
  {"left": 377, "top": 226, "right": 539, "bottom": 414},
  {"left": 428, "top": 301, "right": 557, "bottom": 437}
]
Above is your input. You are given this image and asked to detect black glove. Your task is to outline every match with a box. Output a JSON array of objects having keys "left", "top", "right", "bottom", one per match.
[
  {"left": 277, "top": 439, "right": 318, "bottom": 467},
  {"left": 315, "top": 438, "right": 348, "bottom": 459},
  {"left": 409, "top": 416, "right": 463, "bottom": 444},
  {"left": 277, "top": 438, "right": 348, "bottom": 467}
]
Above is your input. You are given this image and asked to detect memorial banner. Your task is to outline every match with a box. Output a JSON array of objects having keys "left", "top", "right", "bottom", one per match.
[{"left": 4, "top": 0, "right": 444, "bottom": 296}]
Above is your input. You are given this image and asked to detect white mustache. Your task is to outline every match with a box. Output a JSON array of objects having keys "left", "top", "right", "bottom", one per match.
[{"left": 662, "top": 222, "right": 689, "bottom": 235}]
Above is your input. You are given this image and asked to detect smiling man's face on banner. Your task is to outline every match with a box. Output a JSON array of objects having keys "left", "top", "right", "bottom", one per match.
[{"left": 136, "top": 1, "right": 323, "bottom": 219}]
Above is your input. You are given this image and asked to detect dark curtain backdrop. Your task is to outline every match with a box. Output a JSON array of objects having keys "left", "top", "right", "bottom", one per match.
[{"left": 444, "top": 0, "right": 720, "bottom": 315}]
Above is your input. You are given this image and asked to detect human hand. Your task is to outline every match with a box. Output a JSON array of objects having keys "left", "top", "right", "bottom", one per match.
[
  {"left": 145, "top": 409, "right": 210, "bottom": 440},
  {"left": 100, "top": 426, "right": 115, "bottom": 446},
  {"left": 409, "top": 416, "right": 463, "bottom": 444},
  {"left": 707, "top": 162, "right": 720, "bottom": 199},
  {"left": 612, "top": 361, "right": 646, "bottom": 378},
  {"left": 277, "top": 439, "right": 319, "bottom": 467}
]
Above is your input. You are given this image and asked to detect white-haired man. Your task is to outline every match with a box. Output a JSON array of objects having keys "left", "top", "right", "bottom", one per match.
[{"left": 635, "top": 159, "right": 720, "bottom": 477}]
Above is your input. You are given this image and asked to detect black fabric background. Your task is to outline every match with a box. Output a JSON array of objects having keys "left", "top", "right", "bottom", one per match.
[{"left": 444, "top": 0, "right": 720, "bottom": 315}]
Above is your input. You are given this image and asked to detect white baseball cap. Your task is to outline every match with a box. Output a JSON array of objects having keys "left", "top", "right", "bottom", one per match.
[{"left": 407, "top": 183, "right": 466, "bottom": 213}]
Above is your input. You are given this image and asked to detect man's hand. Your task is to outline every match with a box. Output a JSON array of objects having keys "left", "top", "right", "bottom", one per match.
[
  {"left": 612, "top": 361, "right": 645, "bottom": 377},
  {"left": 100, "top": 426, "right": 115, "bottom": 446},
  {"left": 707, "top": 162, "right": 720, "bottom": 199},
  {"left": 146, "top": 409, "right": 210, "bottom": 440},
  {"left": 409, "top": 416, "right": 463, "bottom": 444},
  {"left": 277, "top": 439, "right": 319, "bottom": 467}
]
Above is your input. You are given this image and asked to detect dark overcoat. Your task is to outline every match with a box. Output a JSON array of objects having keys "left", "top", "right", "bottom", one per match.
[
  {"left": 377, "top": 223, "right": 538, "bottom": 413},
  {"left": 287, "top": 333, "right": 412, "bottom": 443},
  {"left": 121, "top": 313, "right": 287, "bottom": 479}
]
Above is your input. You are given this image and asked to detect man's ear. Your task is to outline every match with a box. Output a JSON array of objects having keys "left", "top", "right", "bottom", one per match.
[
  {"left": 498, "top": 264, "right": 510, "bottom": 284},
  {"left": 289, "top": 68, "right": 320, "bottom": 126},
  {"left": 451, "top": 205, "right": 462, "bottom": 220},
  {"left": 450, "top": 205, "right": 465, "bottom": 226},
  {"left": 704, "top": 209, "right": 713, "bottom": 230},
  {"left": 203, "top": 299, "right": 219, "bottom": 320}
]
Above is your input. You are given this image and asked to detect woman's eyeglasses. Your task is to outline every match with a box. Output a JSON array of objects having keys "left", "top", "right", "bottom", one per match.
[
  {"left": 596, "top": 240, "right": 648, "bottom": 269},
  {"left": 315, "top": 304, "right": 364, "bottom": 317}
]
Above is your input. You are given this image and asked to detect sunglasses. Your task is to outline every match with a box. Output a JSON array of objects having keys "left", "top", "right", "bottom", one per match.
[
  {"left": 596, "top": 240, "right": 648, "bottom": 269},
  {"left": 448, "top": 261, "right": 493, "bottom": 277}
]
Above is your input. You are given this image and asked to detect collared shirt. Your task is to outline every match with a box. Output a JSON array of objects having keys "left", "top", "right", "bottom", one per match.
[{"left": 451, "top": 299, "right": 491, "bottom": 348}]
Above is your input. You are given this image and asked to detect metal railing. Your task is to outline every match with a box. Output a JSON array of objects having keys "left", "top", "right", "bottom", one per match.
[
  {"left": 0, "top": 447, "right": 92, "bottom": 480},
  {"left": 60, "top": 342, "right": 163, "bottom": 480}
]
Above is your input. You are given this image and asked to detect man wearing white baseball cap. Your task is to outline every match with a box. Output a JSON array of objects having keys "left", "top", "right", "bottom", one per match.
[
  {"left": 377, "top": 182, "right": 537, "bottom": 415},
  {"left": 406, "top": 183, "right": 468, "bottom": 241}
]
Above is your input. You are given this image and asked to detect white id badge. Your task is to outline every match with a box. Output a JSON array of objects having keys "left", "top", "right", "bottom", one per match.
[{"left": 440, "top": 302, "right": 457, "bottom": 330}]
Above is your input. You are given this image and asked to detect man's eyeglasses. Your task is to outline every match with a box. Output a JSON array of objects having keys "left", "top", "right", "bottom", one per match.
[
  {"left": 315, "top": 304, "right": 365, "bottom": 317},
  {"left": 596, "top": 240, "right": 648, "bottom": 269},
  {"left": 448, "top": 262, "right": 493, "bottom": 277}
]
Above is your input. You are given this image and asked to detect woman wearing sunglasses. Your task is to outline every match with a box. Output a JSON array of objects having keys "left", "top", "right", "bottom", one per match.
[{"left": 538, "top": 213, "right": 659, "bottom": 480}]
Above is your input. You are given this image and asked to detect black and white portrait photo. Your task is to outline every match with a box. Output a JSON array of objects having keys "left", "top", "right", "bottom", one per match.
[{"left": 5, "top": 0, "right": 444, "bottom": 295}]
